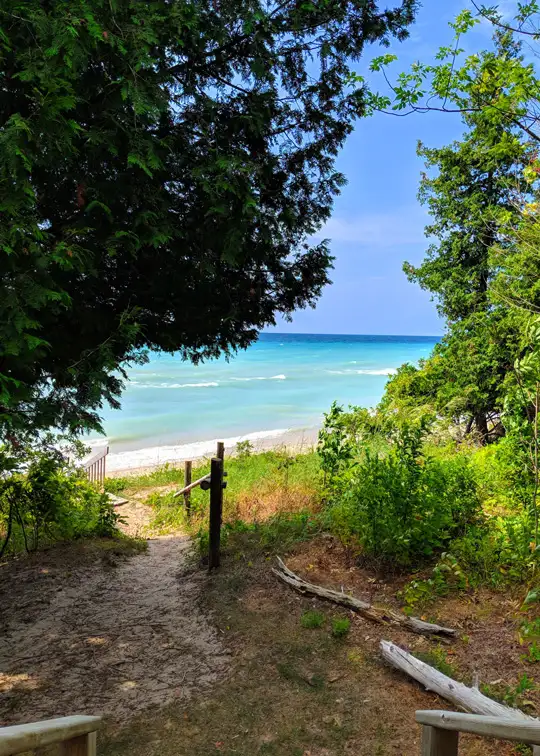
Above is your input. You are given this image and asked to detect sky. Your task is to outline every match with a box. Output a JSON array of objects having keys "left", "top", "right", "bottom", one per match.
[{"left": 270, "top": 0, "right": 503, "bottom": 337}]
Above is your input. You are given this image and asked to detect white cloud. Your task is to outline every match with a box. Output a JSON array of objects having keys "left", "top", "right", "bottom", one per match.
[{"left": 315, "top": 206, "right": 428, "bottom": 247}]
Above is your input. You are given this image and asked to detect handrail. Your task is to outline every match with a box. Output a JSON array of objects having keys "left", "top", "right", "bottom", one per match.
[
  {"left": 173, "top": 473, "right": 211, "bottom": 498},
  {"left": 82, "top": 448, "right": 108, "bottom": 469},
  {"left": 83, "top": 446, "right": 109, "bottom": 487},
  {"left": 416, "top": 710, "right": 540, "bottom": 754},
  {"left": 0, "top": 715, "right": 102, "bottom": 756}
]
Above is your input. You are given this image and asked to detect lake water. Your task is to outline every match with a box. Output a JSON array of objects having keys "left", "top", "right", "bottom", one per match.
[{"left": 93, "top": 333, "right": 438, "bottom": 469}]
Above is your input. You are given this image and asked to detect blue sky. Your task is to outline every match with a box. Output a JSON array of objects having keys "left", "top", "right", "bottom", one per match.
[{"left": 271, "top": 0, "right": 501, "bottom": 336}]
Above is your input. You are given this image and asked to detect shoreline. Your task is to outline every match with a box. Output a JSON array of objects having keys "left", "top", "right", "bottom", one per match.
[{"left": 104, "top": 426, "right": 320, "bottom": 477}]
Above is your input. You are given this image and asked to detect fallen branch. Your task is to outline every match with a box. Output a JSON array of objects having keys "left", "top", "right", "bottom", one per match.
[
  {"left": 380, "top": 640, "right": 535, "bottom": 721},
  {"left": 273, "top": 557, "right": 456, "bottom": 638}
]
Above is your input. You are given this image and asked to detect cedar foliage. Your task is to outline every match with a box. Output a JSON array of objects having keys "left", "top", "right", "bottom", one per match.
[{"left": 0, "top": 0, "right": 417, "bottom": 438}]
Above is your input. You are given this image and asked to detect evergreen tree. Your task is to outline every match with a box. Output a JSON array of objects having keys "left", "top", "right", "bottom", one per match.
[
  {"left": 393, "top": 34, "right": 530, "bottom": 440},
  {"left": 0, "top": 0, "right": 417, "bottom": 438}
]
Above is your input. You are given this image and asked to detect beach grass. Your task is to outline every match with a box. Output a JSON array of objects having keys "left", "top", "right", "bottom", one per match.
[{"left": 106, "top": 448, "right": 324, "bottom": 553}]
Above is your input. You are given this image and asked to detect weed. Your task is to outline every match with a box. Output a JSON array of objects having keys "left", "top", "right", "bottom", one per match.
[
  {"left": 104, "top": 477, "right": 130, "bottom": 494},
  {"left": 235, "top": 440, "right": 254, "bottom": 459},
  {"left": 520, "top": 617, "right": 540, "bottom": 663},
  {"left": 331, "top": 617, "right": 351, "bottom": 638},
  {"left": 414, "top": 647, "right": 457, "bottom": 678},
  {"left": 482, "top": 674, "right": 536, "bottom": 709},
  {"left": 523, "top": 643, "right": 540, "bottom": 663},
  {"left": 301, "top": 610, "right": 325, "bottom": 629},
  {"left": 327, "top": 424, "right": 481, "bottom": 566}
]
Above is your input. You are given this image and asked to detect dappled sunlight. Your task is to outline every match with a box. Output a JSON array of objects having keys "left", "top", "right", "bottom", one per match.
[{"left": 0, "top": 672, "right": 40, "bottom": 693}]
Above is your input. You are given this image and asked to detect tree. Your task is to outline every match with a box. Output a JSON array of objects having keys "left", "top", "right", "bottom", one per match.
[
  {"left": 357, "top": 4, "right": 540, "bottom": 146},
  {"left": 382, "top": 33, "right": 530, "bottom": 441},
  {"left": 0, "top": 0, "right": 418, "bottom": 439}
]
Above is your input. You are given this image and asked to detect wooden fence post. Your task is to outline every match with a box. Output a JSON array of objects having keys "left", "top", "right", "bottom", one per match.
[
  {"left": 421, "top": 725, "right": 459, "bottom": 756},
  {"left": 217, "top": 441, "right": 225, "bottom": 461},
  {"left": 184, "top": 460, "right": 192, "bottom": 518},
  {"left": 60, "top": 731, "right": 97, "bottom": 756},
  {"left": 208, "top": 457, "right": 223, "bottom": 570}
]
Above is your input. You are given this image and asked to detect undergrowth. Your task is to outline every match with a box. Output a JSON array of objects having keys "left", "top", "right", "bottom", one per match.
[{"left": 142, "top": 449, "right": 322, "bottom": 554}]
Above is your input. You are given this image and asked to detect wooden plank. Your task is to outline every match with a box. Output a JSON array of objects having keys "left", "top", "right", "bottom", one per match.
[
  {"left": 208, "top": 457, "right": 223, "bottom": 570},
  {"left": 184, "top": 460, "right": 192, "bottom": 517},
  {"left": 421, "top": 725, "right": 459, "bottom": 756},
  {"left": 416, "top": 711, "right": 540, "bottom": 745},
  {"left": 83, "top": 448, "right": 108, "bottom": 470},
  {"left": 0, "top": 716, "right": 101, "bottom": 756},
  {"left": 61, "top": 731, "right": 97, "bottom": 756}
]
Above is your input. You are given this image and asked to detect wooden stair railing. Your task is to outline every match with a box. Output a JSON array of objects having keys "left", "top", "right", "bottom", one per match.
[
  {"left": 83, "top": 446, "right": 109, "bottom": 487},
  {"left": 416, "top": 710, "right": 540, "bottom": 755},
  {"left": 0, "top": 715, "right": 102, "bottom": 755}
]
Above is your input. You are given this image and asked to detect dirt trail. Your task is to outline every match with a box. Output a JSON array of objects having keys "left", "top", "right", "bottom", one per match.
[{"left": 0, "top": 503, "right": 229, "bottom": 726}]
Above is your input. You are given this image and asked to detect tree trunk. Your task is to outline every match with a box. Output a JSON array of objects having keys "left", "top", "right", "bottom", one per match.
[{"left": 475, "top": 413, "right": 489, "bottom": 445}]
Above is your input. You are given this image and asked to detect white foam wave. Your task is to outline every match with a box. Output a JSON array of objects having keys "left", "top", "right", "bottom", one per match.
[
  {"left": 357, "top": 368, "right": 398, "bottom": 376},
  {"left": 106, "top": 428, "right": 291, "bottom": 471},
  {"left": 231, "top": 374, "right": 286, "bottom": 382},
  {"left": 327, "top": 368, "right": 397, "bottom": 376},
  {"left": 131, "top": 381, "right": 219, "bottom": 389}
]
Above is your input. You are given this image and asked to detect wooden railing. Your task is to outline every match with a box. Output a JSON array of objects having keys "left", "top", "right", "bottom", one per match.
[
  {"left": 83, "top": 446, "right": 109, "bottom": 487},
  {"left": 0, "top": 715, "right": 101, "bottom": 755},
  {"left": 417, "top": 710, "right": 540, "bottom": 755},
  {"left": 173, "top": 441, "right": 226, "bottom": 569}
]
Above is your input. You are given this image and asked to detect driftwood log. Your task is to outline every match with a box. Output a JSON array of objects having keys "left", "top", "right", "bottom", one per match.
[
  {"left": 273, "top": 557, "right": 456, "bottom": 639},
  {"left": 381, "top": 640, "right": 536, "bottom": 721}
]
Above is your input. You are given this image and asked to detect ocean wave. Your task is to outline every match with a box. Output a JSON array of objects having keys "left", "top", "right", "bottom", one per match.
[
  {"left": 231, "top": 374, "right": 286, "bottom": 382},
  {"left": 106, "top": 428, "right": 292, "bottom": 471},
  {"left": 357, "top": 368, "right": 398, "bottom": 376},
  {"left": 327, "top": 368, "right": 397, "bottom": 376},
  {"left": 131, "top": 381, "right": 219, "bottom": 389}
]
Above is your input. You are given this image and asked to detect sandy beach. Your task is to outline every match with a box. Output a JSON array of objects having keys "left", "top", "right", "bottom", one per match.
[{"left": 104, "top": 426, "right": 320, "bottom": 477}]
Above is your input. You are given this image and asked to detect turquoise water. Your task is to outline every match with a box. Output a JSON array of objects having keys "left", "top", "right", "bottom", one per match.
[{"left": 96, "top": 333, "right": 438, "bottom": 456}]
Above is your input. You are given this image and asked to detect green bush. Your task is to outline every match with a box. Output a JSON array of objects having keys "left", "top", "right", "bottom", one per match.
[
  {"left": 403, "top": 512, "right": 540, "bottom": 606},
  {"left": 0, "top": 446, "right": 120, "bottom": 556},
  {"left": 331, "top": 617, "right": 351, "bottom": 638},
  {"left": 301, "top": 610, "right": 325, "bottom": 629},
  {"left": 327, "top": 424, "right": 481, "bottom": 566}
]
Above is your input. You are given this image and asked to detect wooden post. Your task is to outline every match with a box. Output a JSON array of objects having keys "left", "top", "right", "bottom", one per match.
[
  {"left": 208, "top": 457, "right": 223, "bottom": 570},
  {"left": 421, "top": 725, "right": 459, "bottom": 756},
  {"left": 60, "top": 731, "right": 97, "bottom": 756},
  {"left": 217, "top": 441, "right": 225, "bottom": 461},
  {"left": 184, "top": 460, "right": 192, "bottom": 518}
]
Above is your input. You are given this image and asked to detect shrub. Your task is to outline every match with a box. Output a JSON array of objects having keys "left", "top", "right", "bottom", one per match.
[
  {"left": 327, "top": 424, "right": 481, "bottom": 566},
  {"left": 0, "top": 446, "right": 120, "bottom": 556},
  {"left": 331, "top": 617, "right": 351, "bottom": 638},
  {"left": 301, "top": 610, "right": 325, "bottom": 629},
  {"left": 403, "top": 512, "right": 540, "bottom": 606}
]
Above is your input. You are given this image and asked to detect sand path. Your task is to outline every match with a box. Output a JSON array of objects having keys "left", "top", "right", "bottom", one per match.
[{"left": 0, "top": 503, "right": 229, "bottom": 726}]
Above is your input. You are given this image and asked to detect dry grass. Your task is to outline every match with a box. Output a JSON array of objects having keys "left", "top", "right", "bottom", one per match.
[{"left": 228, "top": 482, "right": 321, "bottom": 524}]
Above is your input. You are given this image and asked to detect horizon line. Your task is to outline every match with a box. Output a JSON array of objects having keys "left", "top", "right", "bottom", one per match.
[{"left": 261, "top": 331, "right": 442, "bottom": 338}]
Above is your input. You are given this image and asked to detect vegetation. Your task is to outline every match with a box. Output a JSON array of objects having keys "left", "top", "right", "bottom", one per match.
[
  {"left": 0, "top": 440, "right": 121, "bottom": 557},
  {"left": 0, "top": 0, "right": 417, "bottom": 441},
  {"left": 139, "top": 447, "right": 322, "bottom": 555},
  {"left": 301, "top": 609, "right": 326, "bottom": 629}
]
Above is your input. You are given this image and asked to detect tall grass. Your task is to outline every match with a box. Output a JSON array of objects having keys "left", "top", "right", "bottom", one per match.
[{"left": 115, "top": 449, "right": 321, "bottom": 538}]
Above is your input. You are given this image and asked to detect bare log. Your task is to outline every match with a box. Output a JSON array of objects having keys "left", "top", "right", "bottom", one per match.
[
  {"left": 273, "top": 557, "right": 456, "bottom": 638},
  {"left": 381, "top": 641, "right": 535, "bottom": 721}
]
